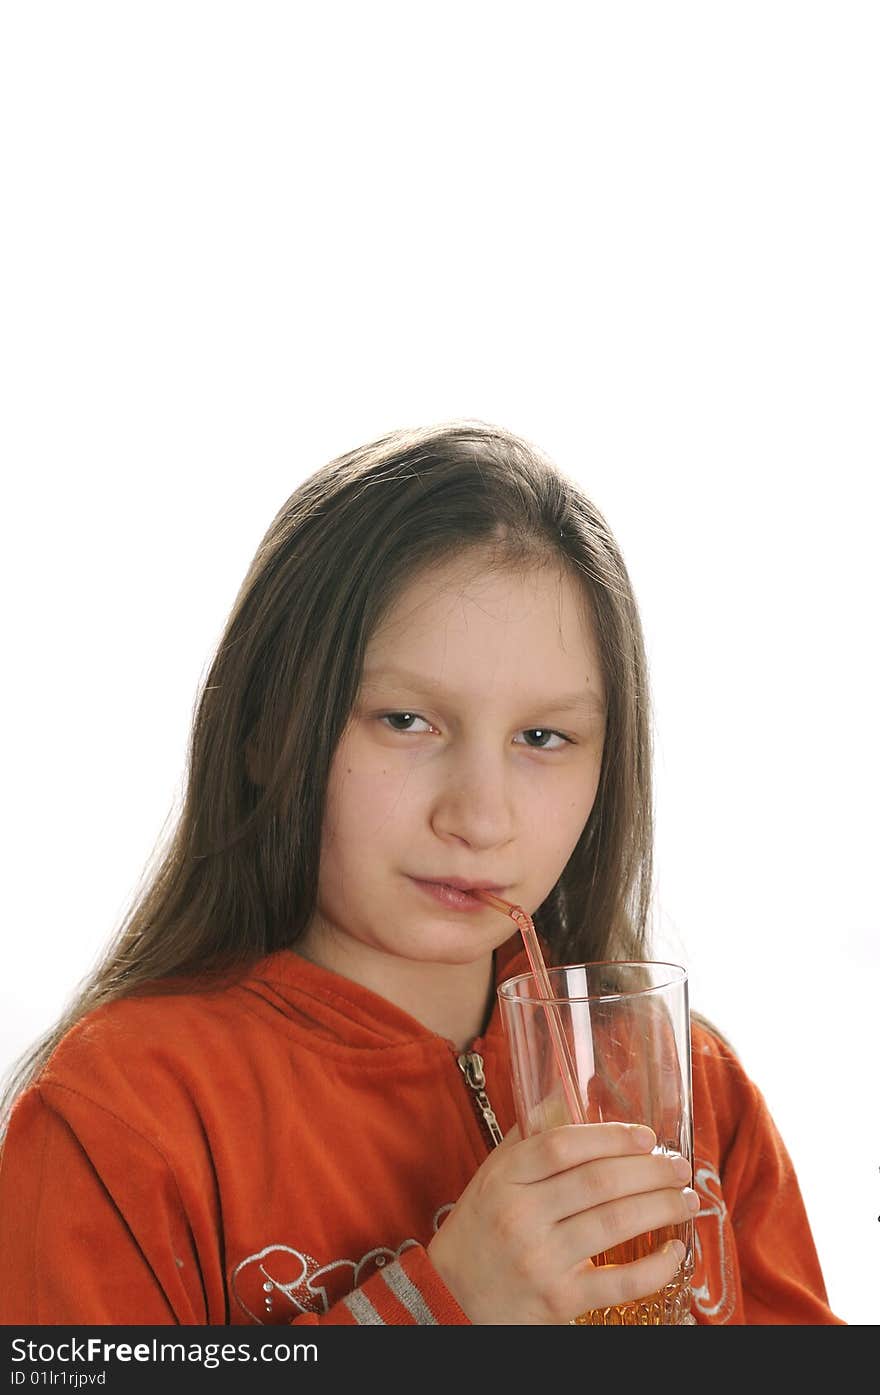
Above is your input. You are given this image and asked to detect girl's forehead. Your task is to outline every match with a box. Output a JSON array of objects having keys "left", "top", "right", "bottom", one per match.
[
  {"left": 376, "top": 554, "right": 585, "bottom": 629},
  {"left": 363, "top": 559, "right": 605, "bottom": 703}
]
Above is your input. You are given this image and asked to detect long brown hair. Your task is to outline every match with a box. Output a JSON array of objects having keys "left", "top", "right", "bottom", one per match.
[{"left": 2, "top": 418, "right": 671, "bottom": 1140}]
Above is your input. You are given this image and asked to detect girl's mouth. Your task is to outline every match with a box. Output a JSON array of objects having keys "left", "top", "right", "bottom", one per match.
[{"left": 409, "top": 878, "right": 486, "bottom": 912}]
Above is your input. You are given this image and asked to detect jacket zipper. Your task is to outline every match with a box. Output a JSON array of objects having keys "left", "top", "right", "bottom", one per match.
[{"left": 457, "top": 1050, "right": 504, "bottom": 1148}]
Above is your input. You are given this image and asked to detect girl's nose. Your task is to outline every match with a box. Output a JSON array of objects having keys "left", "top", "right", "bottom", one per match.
[{"left": 430, "top": 750, "right": 516, "bottom": 849}]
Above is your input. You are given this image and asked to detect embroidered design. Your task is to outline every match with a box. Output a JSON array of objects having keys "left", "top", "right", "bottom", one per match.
[
  {"left": 691, "top": 1159, "right": 737, "bottom": 1324},
  {"left": 232, "top": 1203, "right": 453, "bottom": 1325}
]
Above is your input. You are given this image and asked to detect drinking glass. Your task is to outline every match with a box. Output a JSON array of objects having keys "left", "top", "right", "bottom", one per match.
[{"left": 497, "top": 961, "right": 695, "bottom": 1325}]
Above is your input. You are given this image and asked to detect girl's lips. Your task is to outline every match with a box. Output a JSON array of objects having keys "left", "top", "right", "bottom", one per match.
[{"left": 410, "top": 878, "right": 488, "bottom": 912}]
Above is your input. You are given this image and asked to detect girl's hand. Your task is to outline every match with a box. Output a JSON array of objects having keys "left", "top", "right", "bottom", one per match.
[{"left": 425, "top": 1121, "right": 697, "bottom": 1325}]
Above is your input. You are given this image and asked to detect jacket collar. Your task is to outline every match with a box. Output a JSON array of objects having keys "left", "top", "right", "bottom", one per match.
[{"left": 244, "top": 928, "right": 547, "bottom": 1054}]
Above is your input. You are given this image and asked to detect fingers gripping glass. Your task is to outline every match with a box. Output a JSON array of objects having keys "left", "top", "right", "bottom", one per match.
[{"left": 474, "top": 891, "right": 696, "bottom": 1326}]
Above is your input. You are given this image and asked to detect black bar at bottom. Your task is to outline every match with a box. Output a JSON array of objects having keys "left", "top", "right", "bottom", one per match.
[{"left": 1, "top": 1323, "right": 853, "bottom": 1392}]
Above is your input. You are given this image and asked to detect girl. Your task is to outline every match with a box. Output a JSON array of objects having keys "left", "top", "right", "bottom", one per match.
[{"left": 0, "top": 421, "right": 842, "bottom": 1325}]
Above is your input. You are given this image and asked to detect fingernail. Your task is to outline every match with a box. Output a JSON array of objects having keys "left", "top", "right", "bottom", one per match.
[
  {"left": 632, "top": 1125, "right": 656, "bottom": 1150},
  {"left": 683, "top": 1187, "right": 700, "bottom": 1212},
  {"left": 662, "top": 1240, "right": 686, "bottom": 1264}
]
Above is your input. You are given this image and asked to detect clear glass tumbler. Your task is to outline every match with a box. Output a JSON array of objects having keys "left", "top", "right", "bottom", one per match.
[{"left": 497, "top": 960, "right": 695, "bottom": 1325}]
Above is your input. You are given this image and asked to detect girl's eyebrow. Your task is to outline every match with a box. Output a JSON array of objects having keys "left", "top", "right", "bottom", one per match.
[{"left": 360, "top": 665, "right": 607, "bottom": 714}]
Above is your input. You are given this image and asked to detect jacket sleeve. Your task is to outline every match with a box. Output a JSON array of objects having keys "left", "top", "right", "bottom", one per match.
[
  {"left": 698, "top": 1031, "right": 845, "bottom": 1326},
  {"left": 0, "top": 1085, "right": 470, "bottom": 1326},
  {"left": 0, "top": 1084, "right": 205, "bottom": 1323},
  {"left": 728, "top": 1080, "right": 844, "bottom": 1325},
  {"left": 287, "top": 1245, "right": 470, "bottom": 1325}
]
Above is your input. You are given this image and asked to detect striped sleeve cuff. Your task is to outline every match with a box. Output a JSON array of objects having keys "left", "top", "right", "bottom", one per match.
[{"left": 295, "top": 1244, "right": 471, "bottom": 1325}]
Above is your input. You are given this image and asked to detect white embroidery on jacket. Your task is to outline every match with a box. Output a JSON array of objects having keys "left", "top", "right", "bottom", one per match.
[
  {"left": 232, "top": 1203, "right": 453, "bottom": 1324},
  {"left": 691, "top": 1160, "right": 736, "bottom": 1324}
]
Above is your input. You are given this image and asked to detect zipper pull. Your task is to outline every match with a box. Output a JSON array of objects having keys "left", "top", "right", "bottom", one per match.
[{"left": 457, "top": 1050, "right": 504, "bottom": 1147}]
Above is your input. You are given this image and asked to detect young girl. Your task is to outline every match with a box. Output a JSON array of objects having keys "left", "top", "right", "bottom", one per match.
[{"left": 0, "top": 421, "right": 842, "bottom": 1326}]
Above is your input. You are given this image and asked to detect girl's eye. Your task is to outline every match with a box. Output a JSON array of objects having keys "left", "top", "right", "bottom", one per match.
[
  {"left": 378, "top": 712, "right": 571, "bottom": 751},
  {"left": 517, "top": 728, "right": 570, "bottom": 752},
  {"left": 380, "top": 711, "right": 432, "bottom": 734}
]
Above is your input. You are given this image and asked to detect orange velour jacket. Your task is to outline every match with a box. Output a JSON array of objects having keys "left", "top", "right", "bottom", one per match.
[{"left": 0, "top": 934, "right": 844, "bottom": 1326}]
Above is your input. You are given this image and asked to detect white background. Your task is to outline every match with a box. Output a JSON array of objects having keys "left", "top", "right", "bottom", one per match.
[{"left": 2, "top": 2, "right": 877, "bottom": 1325}]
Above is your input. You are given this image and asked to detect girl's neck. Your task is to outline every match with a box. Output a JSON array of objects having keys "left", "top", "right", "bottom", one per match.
[{"left": 293, "top": 932, "right": 497, "bottom": 1051}]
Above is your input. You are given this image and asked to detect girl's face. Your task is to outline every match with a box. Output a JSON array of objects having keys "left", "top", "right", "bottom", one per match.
[{"left": 304, "top": 551, "right": 607, "bottom": 974}]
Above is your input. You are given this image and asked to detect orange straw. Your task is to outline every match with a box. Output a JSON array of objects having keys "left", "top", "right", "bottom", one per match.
[{"left": 473, "top": 890, "right": 587, "bottom": 1127}]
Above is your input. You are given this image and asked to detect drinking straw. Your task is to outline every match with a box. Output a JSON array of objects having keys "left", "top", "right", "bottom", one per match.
[{"left": 472, "top": 890, "right": 587, "bottom": 1127}]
